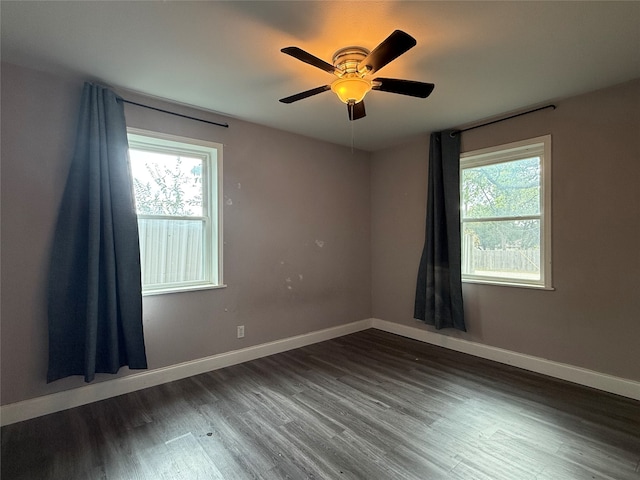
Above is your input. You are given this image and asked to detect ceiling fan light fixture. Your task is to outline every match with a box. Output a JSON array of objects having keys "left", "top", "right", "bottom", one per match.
[
  {"left": 280, "top": 30, "right": 430, "bottom": 120},
  {"left": 330, "top": 76, "right": 372, "bottom": 104}
]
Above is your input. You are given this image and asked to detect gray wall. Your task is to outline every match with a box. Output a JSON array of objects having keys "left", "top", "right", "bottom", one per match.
[
  {"left": 1, "top": 63, "right": 372, "bottom": 405},
  {"left": 2, "top": 61, "right": 638, "bottom": 407},
  {"left": 372, "top": 79, "right": 640, "bottom": 383}
]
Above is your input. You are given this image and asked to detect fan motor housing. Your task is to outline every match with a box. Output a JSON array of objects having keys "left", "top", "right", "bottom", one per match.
[{"left": 332, "top": 47, "right": 370, "bottom": 77}]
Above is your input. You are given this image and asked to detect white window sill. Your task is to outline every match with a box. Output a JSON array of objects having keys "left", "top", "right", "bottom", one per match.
[
  {"left": 463, "top": 278, "right": 554, "bottom": 290},
  {"left": 142, "top": 283, "right": 227, "bottom": 296}
]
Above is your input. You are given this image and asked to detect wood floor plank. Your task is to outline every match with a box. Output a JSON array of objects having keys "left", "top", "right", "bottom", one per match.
[{"left": 2, "top": 329, "right": 639, "bottom": 479}]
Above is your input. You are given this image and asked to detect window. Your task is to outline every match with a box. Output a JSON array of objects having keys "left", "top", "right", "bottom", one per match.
[
  {"left": 460, "top": 135, "right": 552, "bottom": 289},
  {"left": 127, "top": 129, "right": 223, "bottom": 294}
]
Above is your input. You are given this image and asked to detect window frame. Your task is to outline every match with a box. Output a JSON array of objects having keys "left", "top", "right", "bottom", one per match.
[
  {"left": 127, "top": 128, "right": 224, "bottom": 295},
  {"left": 460, "top": 135, "right": 552, "bottom": 289}
]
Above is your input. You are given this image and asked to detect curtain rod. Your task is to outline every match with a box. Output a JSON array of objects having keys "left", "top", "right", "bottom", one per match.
[
  {"left": 451, "top": 104, "right": 556, "bottom": 136},
  {"left": 117, "top": 98, "right": 229, "bottom": 128}
]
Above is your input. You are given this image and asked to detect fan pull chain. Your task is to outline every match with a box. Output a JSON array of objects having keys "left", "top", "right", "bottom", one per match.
[{"left": 351, "top": 119, "right": 355, "bottom": 154}]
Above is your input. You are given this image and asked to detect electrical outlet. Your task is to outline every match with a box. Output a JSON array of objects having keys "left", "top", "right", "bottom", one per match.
[{"left": 237, "top": 325, "right": 245, "bottom": 338}]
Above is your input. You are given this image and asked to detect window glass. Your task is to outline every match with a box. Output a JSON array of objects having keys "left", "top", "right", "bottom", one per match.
[
  {"left": 462, "top": 157, "right": 540, "bottom": 219},
  {"left": 128, "top": 129, "right": 224, "bottom": 294},
  {"left": 130, "top": 150, "right": 203, "bottom": 216},
  {"left": 460, "top": 136, "right": 551, "bottom": 288}
]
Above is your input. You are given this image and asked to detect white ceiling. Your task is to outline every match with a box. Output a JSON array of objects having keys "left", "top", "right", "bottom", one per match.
[{"left": 2, "top": 1, "right": 639, "bottom": 151}]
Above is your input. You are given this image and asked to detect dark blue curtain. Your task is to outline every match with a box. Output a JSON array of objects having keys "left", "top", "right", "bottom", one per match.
[
  {"left": 48, "top": 82, "right": 147, "bottom": 383},
  {"left": 414, "top": 131, "right": 466, "bottom": 331}
]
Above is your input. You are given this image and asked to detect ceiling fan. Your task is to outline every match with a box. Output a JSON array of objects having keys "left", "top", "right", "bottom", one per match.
[{"left": 279, "top": 30, "right": 434, "bottom": 121}]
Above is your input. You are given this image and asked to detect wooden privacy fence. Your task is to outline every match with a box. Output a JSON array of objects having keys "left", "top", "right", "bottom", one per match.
[
  {"left": 138, "top": 218, "right": 204, "bottom": 285},
  {"left": 463, "top": 243, "right": 540, "bottom": 274}
]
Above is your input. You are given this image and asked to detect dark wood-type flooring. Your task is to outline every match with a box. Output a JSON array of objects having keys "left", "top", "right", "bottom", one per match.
[{"left": 2, "top": 329, "right": 639, "bottom": 479}]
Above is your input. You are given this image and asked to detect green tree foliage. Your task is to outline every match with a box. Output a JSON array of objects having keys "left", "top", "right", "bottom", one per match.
[
  {"left": 462, "top": 157, "right": 540, "bottom": 250},
  {"left": 133, "top": 157, "right": 202, "bottom": 216}
]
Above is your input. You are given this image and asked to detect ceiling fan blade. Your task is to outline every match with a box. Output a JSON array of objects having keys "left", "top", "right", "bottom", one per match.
[
  {"left": 372, "top": 78, "right": 435, "bottom": 98},
  {"left": 281, "top": 47, "right": 336, "bottom": 74},
  {"left": 347, "top": 101, "right": 366, "bottom": 121},
  {"left": 359, "top": 30, "right": 417, "bottom": 74},
  {"left": 279, "top": 85, "right": 331, "bottom": 104}
]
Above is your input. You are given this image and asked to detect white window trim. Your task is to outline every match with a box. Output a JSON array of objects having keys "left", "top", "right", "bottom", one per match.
[
  {"left": 127, "top": 128, "right": 225, "bottom": 295},
  {"left": 460, "top": 135, "right": 553, "bottom": 290}
]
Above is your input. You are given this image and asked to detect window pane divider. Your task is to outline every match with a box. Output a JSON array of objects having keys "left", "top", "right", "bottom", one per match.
[
  {"left": 137, "top": 214, "right": 206, "bottom": 222},
  {"left": 462, "top": 214, "right": 541, "bottom": 223}
]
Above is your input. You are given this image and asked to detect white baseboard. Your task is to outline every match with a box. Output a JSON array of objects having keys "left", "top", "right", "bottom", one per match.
[
  {"left": 0, "top": 319, "right": 372, "bottom": 426},
  {"left": 371, "top": 318, "right": 640, "bottom": 401},
  {"left": 3, "top": 317, "right": 638, "bottom": 426}
]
